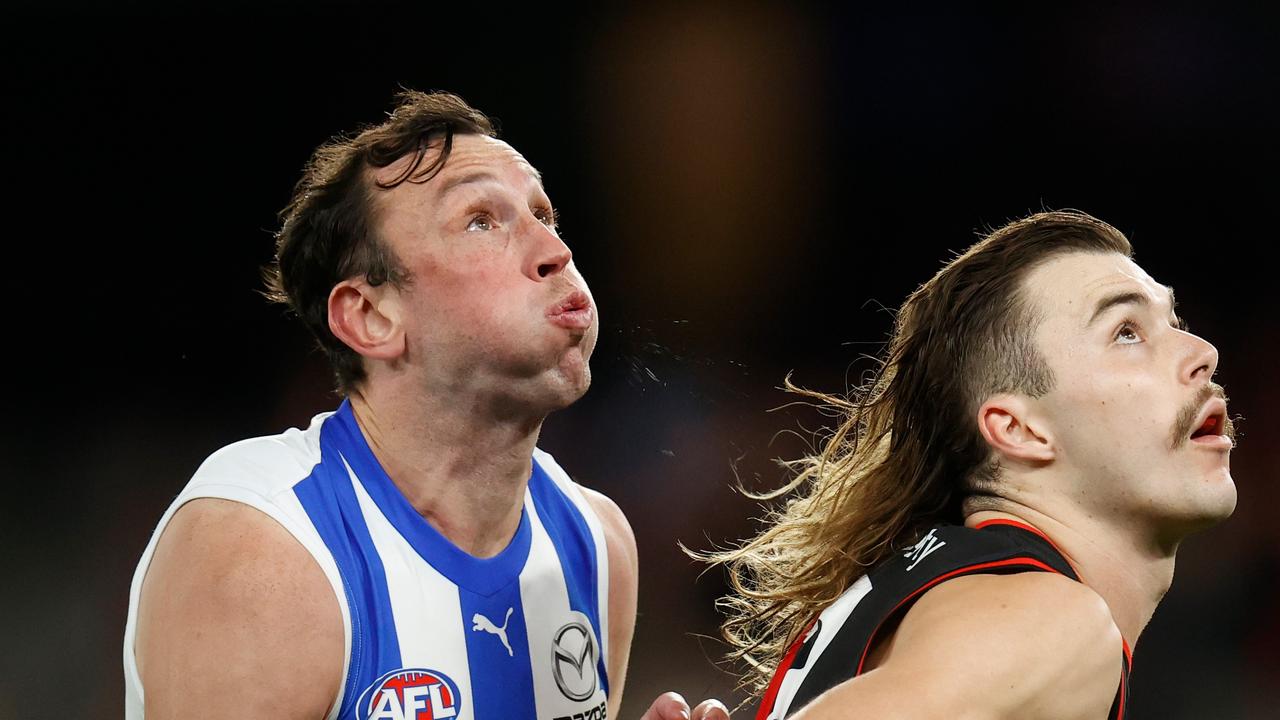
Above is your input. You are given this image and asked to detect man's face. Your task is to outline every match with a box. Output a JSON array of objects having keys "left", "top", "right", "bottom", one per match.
[
  {"left": 371, "top": 134, "right": 597, "bottom": 410},
  {"left": 1024, "top": 251, "right": 1235, "bottom": 537}
]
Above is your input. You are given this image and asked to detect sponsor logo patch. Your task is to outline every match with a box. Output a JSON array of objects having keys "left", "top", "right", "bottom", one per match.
[
  {"left": 903, "top": 528, "right": 946, "bottom": 571},
  {"left": 552, "top": 613, "right": 598, "bottom": 702},
  {"left": 554, "top": 699, "right": 608, "bottom": 720},
  {"left": 359, "top": 667, "right": 461, "bottom": 720},
  {"left": 472, "top": 607, "right": 515, "bottom": 657}
]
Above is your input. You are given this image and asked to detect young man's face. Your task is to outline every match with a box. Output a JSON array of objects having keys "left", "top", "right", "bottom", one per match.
[
  {"left": 1024, "top": 251, "right": 1235, "bottom": 538},
  {"left": 370, "top": 134, "right": 598, "bottom": 410}
]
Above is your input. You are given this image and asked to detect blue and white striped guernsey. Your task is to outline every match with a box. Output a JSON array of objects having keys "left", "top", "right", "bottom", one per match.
[{"left": 124, "top": 400, "right": 611, "bottom": 720}]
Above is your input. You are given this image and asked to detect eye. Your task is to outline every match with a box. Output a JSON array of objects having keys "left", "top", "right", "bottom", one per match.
[
  {"left": 534, "top": 206, "right": 559, "bottom": 229},
  {"left": 465, "top": 214, "right": 494, "bottom": 232},
  {"left": 1114, "top": 321, "right": 1142, "bottom": 345}
]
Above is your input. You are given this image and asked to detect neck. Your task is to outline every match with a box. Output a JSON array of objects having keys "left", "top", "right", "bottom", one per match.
[
  {"left": 965, "top": 502, "right": 1177, "bottom": 650},
  {"left": 346, "top": 380, "right": 545, "bottom": 558}
]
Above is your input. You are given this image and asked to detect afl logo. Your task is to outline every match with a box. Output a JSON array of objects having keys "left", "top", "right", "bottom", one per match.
[
  {"left": 552, "top": 615, "right": 598, "bottom": 701},
  {"left": 358, "top": 667, "right": 461, "bottom": 720}
]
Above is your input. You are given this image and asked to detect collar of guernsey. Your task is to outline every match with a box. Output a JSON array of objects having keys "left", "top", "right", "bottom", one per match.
[{"left": 327, "top": 398, "right": 533, "bottom": 595}]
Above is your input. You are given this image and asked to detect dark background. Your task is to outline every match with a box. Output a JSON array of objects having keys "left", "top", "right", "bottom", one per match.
[{"left": 4, "top": 4, "right": 1277, "bottom": 718}]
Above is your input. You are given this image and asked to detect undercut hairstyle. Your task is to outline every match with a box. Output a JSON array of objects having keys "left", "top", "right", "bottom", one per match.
[
  {"left": 703, "top": 210, "right": 1133, "bottom": 694},
  {"left": 264, "top": 90, "right": 496, "bottom": 393}
]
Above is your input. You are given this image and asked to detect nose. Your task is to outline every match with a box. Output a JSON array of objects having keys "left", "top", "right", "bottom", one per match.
[
  {"left": 524, "top": 216, "right": 572, "bottom": 280},
  {"left": 1181, "top": 331, "right": 1219, "bottom": 385}
]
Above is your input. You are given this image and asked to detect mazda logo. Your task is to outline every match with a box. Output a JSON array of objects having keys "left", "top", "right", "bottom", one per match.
[{"left": 552, "top": 621, "right": 597, "bottom": 701}]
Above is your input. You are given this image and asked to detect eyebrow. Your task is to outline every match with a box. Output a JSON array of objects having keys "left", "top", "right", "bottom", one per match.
[
  {"left": 438, "top": 172, "right": 501, "bottom": 200},
  {"left": 1086, "top": 285, "right": 1178, "bottom": 327},
  {"left": 437, "top": 169, "right": 547, "bottom": 202}
]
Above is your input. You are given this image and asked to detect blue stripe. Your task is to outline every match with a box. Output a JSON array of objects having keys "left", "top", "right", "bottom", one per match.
[
  {"left": 329, "top": 400, "right": 532, "bottom": 596},
  {"left": 294, "top": 412, "right": 402, "bottom": 719},
  {"left": 460, "top": 585, "right": 536, "bottom": 718},
  {"left": 527, "top": 460, "right": 609, "bottom": 696}
]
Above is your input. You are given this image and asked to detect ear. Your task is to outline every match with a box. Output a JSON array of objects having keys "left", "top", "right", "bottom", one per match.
[
  {"left": 327, "top": 279, "right": 406, "bottom": 364},
  {"left": 976, "top": 394, "right": 1056, "bottom": 465}
]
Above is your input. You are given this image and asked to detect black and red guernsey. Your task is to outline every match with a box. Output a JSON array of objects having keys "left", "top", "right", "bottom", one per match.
[{"left": 755, "top": 519, "right": 1131, "bottom": 719}]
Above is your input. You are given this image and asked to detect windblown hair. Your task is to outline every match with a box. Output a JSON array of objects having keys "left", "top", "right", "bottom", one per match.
[
  {"left": 707, "top": 210, "right": 1132, "bottom": 694},
  {"left": 263, "top": 90, "right": 496, "bottom": 393}
]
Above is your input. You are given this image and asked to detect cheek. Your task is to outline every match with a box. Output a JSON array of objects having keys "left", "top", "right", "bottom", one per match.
[
  {"left": 582, "top": 320, "right": 600, "bottom": 359},
  {"left": 566, "top": 262, "right": 593, "bottom": 297},
  {"left": 1054, "top": 375, "right": 1168, "bottom": 453},
  {"left": 411, "top": 251, "right": 511, "bottom": 313}
]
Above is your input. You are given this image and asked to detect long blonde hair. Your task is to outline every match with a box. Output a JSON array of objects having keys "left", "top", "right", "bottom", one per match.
[{"left": 704, "top": 210, "right": 1132, "bottom": 694}]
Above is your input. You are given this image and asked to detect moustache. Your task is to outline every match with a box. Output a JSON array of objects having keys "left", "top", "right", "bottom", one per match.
[{"left": 1170, "top": 382, "right": 1236, "bottom": 450}]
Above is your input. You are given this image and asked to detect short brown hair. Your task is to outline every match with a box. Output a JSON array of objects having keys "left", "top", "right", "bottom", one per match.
[
  {"left": 264, "top": 90, "right": 496, "bottom": 393},
  {"left": 704, "top": 210, "right": 1133, "bottom": 693}
]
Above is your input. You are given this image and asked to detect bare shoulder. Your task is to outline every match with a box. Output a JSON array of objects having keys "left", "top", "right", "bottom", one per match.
[
  {"left": 135, "top": 497, "right": 343, "bottom": 719},
  {"left": 903, "top": 571, "right": 1121, "bottom": 659},
  {"left": 583, "top": 484, "right": 637, "bottom": 550},
  {"left": 576, "top": 486, "right": 639, "bottom": 716},
  {"left": 577, "top": 486, "right": 638, "bottom": 611},
  {"left": 796, "top": 572, "right": 1122, "bottom": 720}
]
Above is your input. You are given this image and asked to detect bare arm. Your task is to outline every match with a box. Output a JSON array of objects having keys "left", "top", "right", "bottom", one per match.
[
  {"left": 134, "top": 498, "right": 344, "bottom": 719},
  {"left": 581, "top": 488, "right": 640, "bottom": 720},
  {"left": 790, "top": 573, "right": 1123, "bottom": 720},
  {"left": 582, "top": 488, "right": 730, "bottom": 720}
]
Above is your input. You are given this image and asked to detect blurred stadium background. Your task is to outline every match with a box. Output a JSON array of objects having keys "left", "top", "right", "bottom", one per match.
[{"left": 4, "top": 4, "right": 1277, "bottom": 718}]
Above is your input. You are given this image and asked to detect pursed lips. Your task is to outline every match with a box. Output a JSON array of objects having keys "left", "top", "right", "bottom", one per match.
[{"left": 547, "top": 290, "right": 594, "bottom": 330}]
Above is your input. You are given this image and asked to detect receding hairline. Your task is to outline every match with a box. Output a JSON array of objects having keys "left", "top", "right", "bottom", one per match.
[{"left": 365, "top": 133, "right": 544, "bottom": 200}]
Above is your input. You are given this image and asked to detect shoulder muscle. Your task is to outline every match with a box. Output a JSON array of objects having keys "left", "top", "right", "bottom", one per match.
[
  {"left": 579, "top": 487, "right": 638, "bottom": 717},
  {"left": 580, "top": 487, "right": 638, "bottom": 580},
  {"left": 135, "top": 497, "right": 344, "bottom": 719},
  {"left": 794, "top": 572, "right": 1122, "bottom": 720}
]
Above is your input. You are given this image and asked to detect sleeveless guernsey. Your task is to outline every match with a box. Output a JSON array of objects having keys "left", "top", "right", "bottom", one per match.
[
  {"left": 124, "top": 400, "right": 611, "bottom": 720},
  {"left": 757, "top": 520, "right": 1131, "bottom": 720}
]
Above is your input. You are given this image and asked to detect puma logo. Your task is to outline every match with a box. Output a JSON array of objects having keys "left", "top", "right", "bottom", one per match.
[{"left": 472, "top": 607, "right": 514, "bottom": 657}]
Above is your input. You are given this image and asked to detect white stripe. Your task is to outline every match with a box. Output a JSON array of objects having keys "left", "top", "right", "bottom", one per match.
[
  {"left": 346, "top": 458, "right": 474, "bottom": 720},
  {"left": 521, "top": 491, "right": 581, "bottom": 718},
  {"left": 770, "top": 574, "right": 873, "bottom": 720},
  {"left": 534, "top": 449, "right": 611, "bottom": 666}
]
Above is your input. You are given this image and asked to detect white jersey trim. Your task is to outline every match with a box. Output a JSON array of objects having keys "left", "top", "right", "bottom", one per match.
[{"left": 533, "top": 448, "right": 611, "bottom": 668}]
